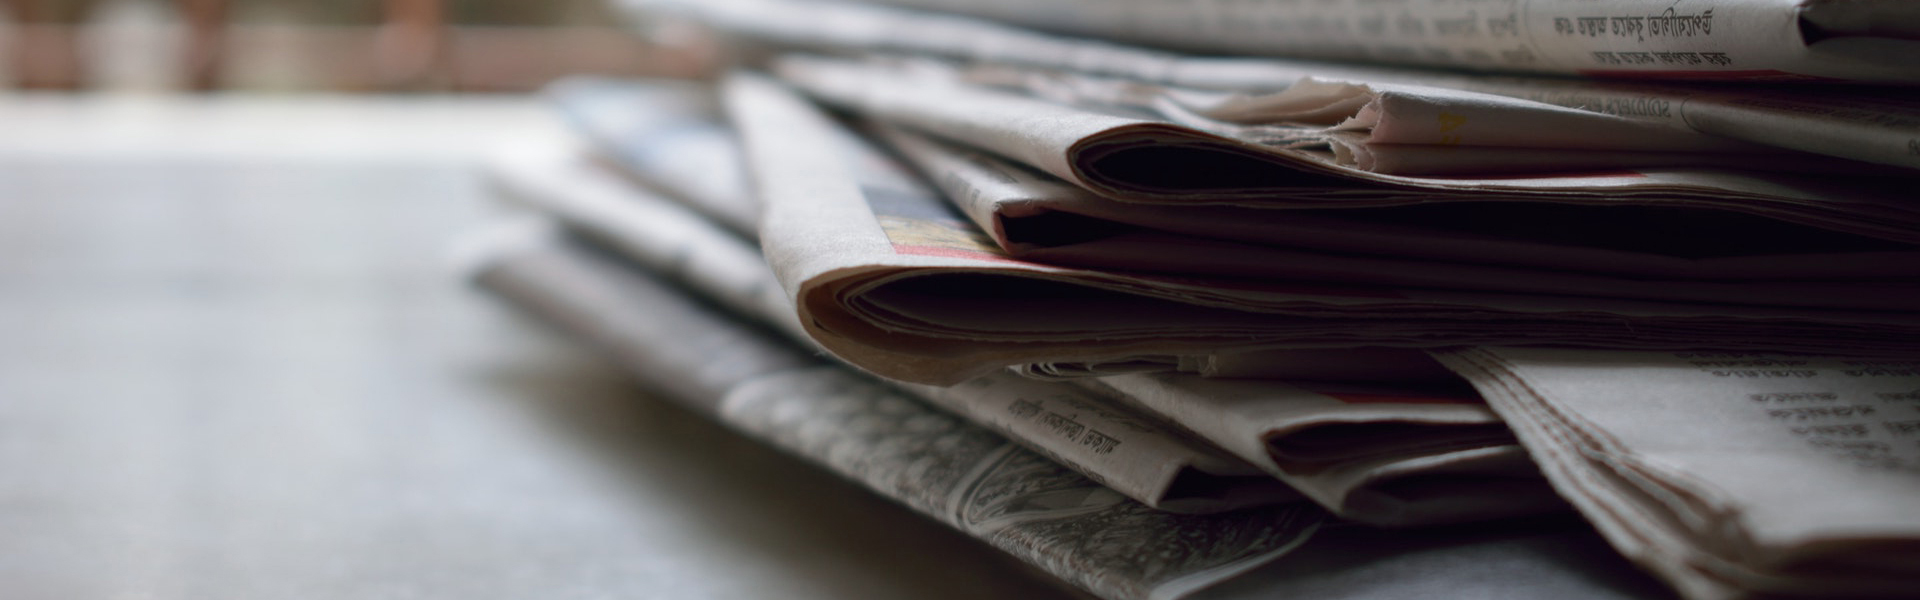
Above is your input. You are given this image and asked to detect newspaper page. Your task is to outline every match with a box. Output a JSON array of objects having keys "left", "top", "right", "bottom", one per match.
[
  {"left": 772, "top": 53, "right": 1920, "bottom": 245},
  {"left": 844, "top": 0, "right": 1920, "bottom": 83},
  {"left": 871, "top": 121, "right": 1920, "bottom": 311},
  {"left": 544, "top": 76, "right": 761, "bottom": 235},
  {"left": 1073, "top": 373, "right": 1566, "bottom": 526},
  {"left": 465, "top": 225, "right": 1327, "bottom": 600},
  {"left": 486, "top": 143, "right": 1307, "bottom": 514},
  {"left": 727, "top": 69, "right": 1920, "bottom": 385},
  {"left": 1434, "top": 346, "right": 1920, "bottom": 600},
  {"left": 625, "top": 0, "right": 1920, "bottom": 171}
]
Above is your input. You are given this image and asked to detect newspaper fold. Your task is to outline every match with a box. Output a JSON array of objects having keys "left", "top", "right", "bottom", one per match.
[
  {"left": 1073, "top": 373, "right": 1566, "bottom": 526},
  {"left": 726, "top": 70, "right": 1920, "bottom": 385},
  {"left": 871, "top": 121, "right": 1920, "bottom": 311},
  {"left": 1434, "top": 347, "right": 1920, "bottom": 599}
]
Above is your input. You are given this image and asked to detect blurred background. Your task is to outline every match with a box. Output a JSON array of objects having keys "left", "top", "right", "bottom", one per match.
[
  {"left": 1, "top": 0, "right": 711, "bottom": 92},
  {"left": 0, "top": 4, "right": 1077, "bottom": 599}
]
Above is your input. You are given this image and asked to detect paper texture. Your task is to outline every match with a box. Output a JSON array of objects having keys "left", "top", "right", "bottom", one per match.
[{"left": 1436, "top": 346, "right": 1920, "bottom": 599}]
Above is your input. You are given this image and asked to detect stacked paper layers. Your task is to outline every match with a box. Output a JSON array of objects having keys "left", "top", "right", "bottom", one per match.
[{"left": 465, "top": 0, "right": 1920, "bottom": 598}]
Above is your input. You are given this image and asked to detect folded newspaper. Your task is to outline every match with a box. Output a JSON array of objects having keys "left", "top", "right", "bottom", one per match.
[
  {"left": 626, "top": 0, "right": 1920, "bottom": 170},
  {"left": 463, "top": 222, "right": 1676, "bottom": 600},
  {"left": 548, "top": 77, "right": 1920, "bottom": 316},
  {"left": 1435, "top": 347, "right": 1920, "bottom": 600},
  {"left": 486, "top": 127, "right": 1561, "bottom": 524},
  {"left": 462, "top": 223, "right": 1325, "bottom": 600},
  {"left": 724, "top": 71, "right": 1920, "bottom": 385},
  {"left": 868, "top": 121, "right": 1920, "bottom": 311}
]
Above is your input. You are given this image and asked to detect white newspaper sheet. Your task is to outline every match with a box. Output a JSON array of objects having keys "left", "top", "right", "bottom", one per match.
[{"left": 1436, "top": 346, "right": 1920, "bottom": 599}]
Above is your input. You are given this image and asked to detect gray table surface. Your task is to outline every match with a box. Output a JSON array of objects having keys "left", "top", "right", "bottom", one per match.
[{"left": 0, "top": 94, "right": 1076, "bottom": 600}]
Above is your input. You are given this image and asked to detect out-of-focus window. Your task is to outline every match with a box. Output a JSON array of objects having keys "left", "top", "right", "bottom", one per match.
[{"left": 2, "top": 0, "right": 711, "bottom": 92}]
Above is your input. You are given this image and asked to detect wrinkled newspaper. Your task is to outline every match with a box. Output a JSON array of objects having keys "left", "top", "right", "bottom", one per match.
[
  {"left": 725, "top": 70, "right": 1920, "bottom": 386},
  {"left": 625, "top": 0, "right": 1920, "bottom": 171},
  {"left": 481, "top": 78, "right": 1693, "bottom": 598},
  {"left": 464, "top": 222, "right": 1678, "bottom": 600},
  {"left": 520, "top": 81, "right": 1589, "bottom": 523},
  {"left": 1435, "top": 347, "right": 1920, "bottom": 600},
  {"left": 464, "top": 224, "right": 1325, "bottom": 600}
]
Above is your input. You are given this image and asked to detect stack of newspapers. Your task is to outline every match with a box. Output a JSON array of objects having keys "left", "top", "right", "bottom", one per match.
[{"left": 460, "top": 0, "right": 1920, "bottom": 598}]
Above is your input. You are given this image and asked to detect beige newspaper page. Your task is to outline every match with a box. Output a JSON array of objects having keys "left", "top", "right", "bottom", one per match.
[
  {"left": 1075, "top": 373, "right": 1564, "bottom": 526},
  {"left": 846, "top": 0, "right": 1920, "bottom": 83},
  {"left": 727, "top": 70, "right": 1920, "bottom": 385},
  {"left": 1435, "top": 346, "right": 1920, "bottom": 600},
  {"left": 466, "top": 226, "right": 1326, "bottom": 600},
  {"left": 627, "top": 0, "right": 1920, "bottom": 170},
  {"left": 487, "top": 143, "right": 1305, "bottom": 514}
]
